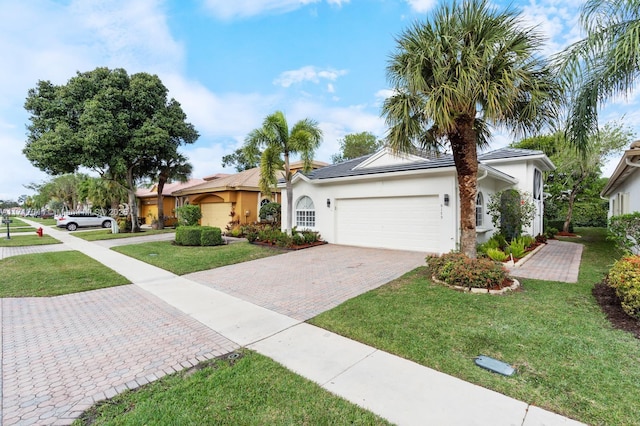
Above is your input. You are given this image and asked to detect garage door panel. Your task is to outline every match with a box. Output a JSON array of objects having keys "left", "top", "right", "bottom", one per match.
[
  {"left": 335, "top": 196, "right": 440, "bottom": 252},
  {"left": 201, "top": 202, "right": 232, "bottom": 229}
]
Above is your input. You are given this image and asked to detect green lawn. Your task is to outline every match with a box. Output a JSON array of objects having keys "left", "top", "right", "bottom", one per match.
[
  {"left": 2, "top": 226, "right": 36, "bottom": 233},
  {"left": 27, "top": 217, "right": 57, "bottom": 226},
  {"left": 0, "top": 251, "right": 130, "bottom": 297},
  {"left": 310, "top": 228, "right": 639, "bottom": 426},
  {"left": 0, "top": 234, "right": 61, "bottom": 246},
  {"left": 74, "top": 351, "right": 390, "bottom": 426},
  {"left": 75, "top": 228, "right": 174, "bottom": 241},
  {"left": 112, "top": 241, "right": 282, "bottom": 275}
]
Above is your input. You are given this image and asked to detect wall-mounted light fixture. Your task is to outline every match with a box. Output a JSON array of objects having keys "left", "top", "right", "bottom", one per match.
[
  {"left": 326, "top": 198, "right": 331, "bottom": 208},
  {"left": 444, "top": 194, "right": 450, "bottom": 206},
  {"left": 245, "top": 210, "right": 250, "bottom": 217}
]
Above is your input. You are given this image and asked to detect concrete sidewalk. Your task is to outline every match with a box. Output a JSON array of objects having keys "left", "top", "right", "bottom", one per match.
[{"left": 3, "top": 220, "right": 586, "bottom": 425}]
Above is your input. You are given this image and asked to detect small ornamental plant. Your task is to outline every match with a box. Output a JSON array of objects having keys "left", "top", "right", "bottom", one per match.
[
  {"left": 426, "top": 252, "right": 509, "bottom": 290},
  {"left": 607, "top": 255, "right": 640, "bottom": 320}
]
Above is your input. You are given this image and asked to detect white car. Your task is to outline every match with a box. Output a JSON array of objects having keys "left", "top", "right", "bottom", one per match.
[{"left": 56, "top": 213, "right": 115, "bottom": 231}]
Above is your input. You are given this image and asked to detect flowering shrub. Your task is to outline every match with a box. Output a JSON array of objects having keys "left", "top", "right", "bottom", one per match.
[
  {"left": 608, "top": 213, "right": 640, "bottom": 254},
  {"left": 607, "top": 255, "right": 640, "bottom": 320},
  {"left": 426, "top": 252, "right": 508, "bottom": 289}
]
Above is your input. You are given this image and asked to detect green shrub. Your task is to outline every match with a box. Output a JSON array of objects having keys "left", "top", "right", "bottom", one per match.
[
  {"left": 546, "top": 220, "right": 573, "bottom": 233},
  {"left": 259, "top": 202, "right": 281, "bottom": 224},
  {"left": 535, "top": 233, "right": 547, "bottom": 244},
  {"left": 426, "top": 252, "right": 508, "bottom": 289},
  {"left": 546, "top": 227, "right": 558, "bottom": 239},
  {"left": 487, "top": 248, "right": 509, "bottom": 262},
  {"left": 302, "top": 230, "right": 321, "bottom": 244},
  {"left": 488, "top": 189, "right": 535, "bottom": 241},
  {"left": 201, "top": 227, "right": 223, "bottom": 246},
  {"left": 292, "top": 232, "right": 306, "bottom": 246},
  {"left": 608, "top": 213, "right": 640, "bottom": 254},
  {"left": 241, "top": 224, "right": 261, "bottom": 242},
  {"left": 176, "top": 226, "right": 202, "bottom": 246},
  {"left": 508, "top": 237, "right": 527, "bottom": 259},
  {"left": 176, "top": 205, "right": 202, "bottom": 226},
  {"left": 608, "top": 255, "right": 640, "bottom": 319},
  {"left": 117, "top": 217, "right": 131, "bottom": 232}
]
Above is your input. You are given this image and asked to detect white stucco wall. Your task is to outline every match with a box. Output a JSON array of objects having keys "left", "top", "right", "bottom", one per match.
[{"left": 608, "top": 167, "right": 640, "bottom": 218}]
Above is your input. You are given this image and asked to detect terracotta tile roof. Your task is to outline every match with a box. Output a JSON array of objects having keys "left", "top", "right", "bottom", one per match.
[{"left": 136, "top": 178, "right": 206, "bottom": 197}]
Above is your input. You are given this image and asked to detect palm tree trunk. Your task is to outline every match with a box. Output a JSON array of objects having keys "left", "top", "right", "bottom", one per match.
[
  {"left": 449, "top": 118, "right": 479, "bottom": 258},
  {"left": 284, "top": 152, "right": 293, "bottom": 234}
]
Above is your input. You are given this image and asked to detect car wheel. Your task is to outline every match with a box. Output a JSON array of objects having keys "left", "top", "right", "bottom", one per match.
[
  {"left": 67, "top": 223, "right": 78, "bottom": 231},
  {"left": 102, "top": 220, "right": 112, "bottom": 228}
]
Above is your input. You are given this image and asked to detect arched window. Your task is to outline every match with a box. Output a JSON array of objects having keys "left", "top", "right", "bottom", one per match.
[
  {"left": 476, "top": 192, "right": 484, "bottom": 227},
  {"left": 295, "top": 196, "right": 315, "bottom": 228},
  {"left": 533, "top": 169, "right": 542, "bottom": 200}
]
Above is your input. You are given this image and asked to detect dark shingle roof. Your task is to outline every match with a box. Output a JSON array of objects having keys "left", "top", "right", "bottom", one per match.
[{"left": 478, "top": 147, "right": 545, "bottom": 161}]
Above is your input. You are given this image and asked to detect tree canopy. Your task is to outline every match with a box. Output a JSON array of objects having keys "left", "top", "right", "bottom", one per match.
[
  {"left": 513, "top": 122, "right": 634, "bottom": 231},
  {"left": 557, "top": 0, "right": 640, "bottom": 151},
  {"left": 23, "top": 67, "right": 198, "bottom": 231},
  {"left": 331, "top": 132, "right": 384, "bottom": 164},
  {"left": 382, "top": 0, "right": 561, "bottom": 257},
  {"left": 244, "top": 111, "right": 322, "bottom": 233},
  {"left": 221, "top": 147, "right": 261, "bottom": 172}
]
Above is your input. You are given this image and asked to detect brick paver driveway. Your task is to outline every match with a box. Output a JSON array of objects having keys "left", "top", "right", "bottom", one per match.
[
  {"left": 1, "top": 286, "right": 238, "bottom": 425},
  {"left": 184, "top": 244, "right": 427, "bottom": 321}
]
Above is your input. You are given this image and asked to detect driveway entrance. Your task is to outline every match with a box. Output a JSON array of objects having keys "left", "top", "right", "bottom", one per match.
[{"left": 184, "top": 244, "right": 427, "bottom": 320}]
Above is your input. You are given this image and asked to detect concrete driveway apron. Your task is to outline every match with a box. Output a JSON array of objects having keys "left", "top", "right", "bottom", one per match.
[{"left": 184, "top": 244, "right": 427, "bottom": 321}]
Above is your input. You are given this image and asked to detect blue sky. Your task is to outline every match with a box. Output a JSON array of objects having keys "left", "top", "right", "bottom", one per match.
[{"left": 1, "top": 0, "right": 637, "bottom": 201}]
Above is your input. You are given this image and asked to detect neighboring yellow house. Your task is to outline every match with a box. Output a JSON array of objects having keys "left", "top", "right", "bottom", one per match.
[
  {"left": 171, "top": 161, "right": 328, "bottom": 230},
  {"left": 136, "top": 178, "right": 206, "bottom": 225}
]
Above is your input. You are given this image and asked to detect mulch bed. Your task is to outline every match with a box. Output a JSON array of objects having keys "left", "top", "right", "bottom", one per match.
[
  {"left": 592, "top": 281, "right": 640, "bottom": 339},
  {"left": 250, "top": 240, "right": 327, "bottom": 251}
]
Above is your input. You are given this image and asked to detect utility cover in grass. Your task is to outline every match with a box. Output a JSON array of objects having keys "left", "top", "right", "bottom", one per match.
[{"left": 475, "top": 355, "right": 515, "bottom": 376}]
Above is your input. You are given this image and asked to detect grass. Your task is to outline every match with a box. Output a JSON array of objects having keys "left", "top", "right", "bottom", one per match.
[
  {"left": 2, "top": 226, "right": 36, "bottom": 233},
  {"left": 310, "top": 228, "right": 640, "bottom": 426},
  {"left": 2, "top": 217, "right": 28, "bottom": 226},
  {"left": 27, "top": 217, "right": 57, "bottom": 226},
  {"left": 74, "top": 350, "right": 389, "bottom": 426},
  {"left": 112, "top": 241, "right": 283, "bottom": 275},
  {"left": 0, "top": 251, "right": 130, "bottom": 297},
  {"left": 74, "top": 228, "right": 175, "bottom": 241},
  {"left": 0, "top": 234, "right": 61, "bottom": 246}
]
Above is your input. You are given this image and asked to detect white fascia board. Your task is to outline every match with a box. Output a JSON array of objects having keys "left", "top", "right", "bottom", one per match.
[
  {"left": 482, "top": 154, "right": 555, "bottom": 171},
  {"left": 306, "top": 166, "right": 457, "bottom": 186},
  {"left": 479, "top": 164, "right": 518, "bottom": 184}
]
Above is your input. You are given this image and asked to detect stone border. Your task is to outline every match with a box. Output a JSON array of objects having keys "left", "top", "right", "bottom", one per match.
[
  {"left": 432, "top": 276, "right": 521, "bottom": 295},
  {"left": 506, "top": 243, "right": 546, "bottom": 269}
]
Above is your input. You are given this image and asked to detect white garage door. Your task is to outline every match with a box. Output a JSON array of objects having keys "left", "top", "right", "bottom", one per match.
[
  {"left": 200, "top": 202, "right": 232, "bottom": 229},
  {"left": 335, "top": 196, "right": 441, "bottom": 252}
]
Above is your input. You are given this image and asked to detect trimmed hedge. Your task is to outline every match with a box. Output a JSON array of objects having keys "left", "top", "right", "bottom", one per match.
[
  {"left": 201, "top": 227, "right": 223, "bottom": 246},
  {"left": 608, "top": 255, "right": 640, "bottom": 320},
  {"left": 176, "top": 226, "right": 224, "bottom": 246}
]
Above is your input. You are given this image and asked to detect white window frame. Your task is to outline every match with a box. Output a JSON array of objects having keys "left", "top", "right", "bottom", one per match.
[
  {"left": 476, "top": 192, "right": 484, "bottom": 227},
  {"left": 295, "top": 196, "right": 315, "bottom": 228}
]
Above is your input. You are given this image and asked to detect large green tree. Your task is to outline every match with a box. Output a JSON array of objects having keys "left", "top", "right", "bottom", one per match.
[
  {"left": 244, "top": 111, "right": 322, "bottom": 233},
  {"left": 23, "top": 67, "right": 199, "bottom": 232},
  {"left": 221, "top": 146, "right": 261, "bottom": 172},
  {"left": 382, "top": 0, "right": 561, "bottom": 258},
  {"left": 331, "top": 132, "right": 384, "bottom": 164},
  {"left": 513, "top": 122, "right": 633, "bottom": 232},
  {"left": 557, "top": 0, "right": 640, "bottom": 150}
]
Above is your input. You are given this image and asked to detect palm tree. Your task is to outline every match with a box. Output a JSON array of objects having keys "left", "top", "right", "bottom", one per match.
[
  {"left": 245, "top": 111, "right": 323, "bottom": 233},
  {"left": 556, "top": 0, "right": 640, "bottom": 151},
  {"left": 382, "top": 0, "right": 561, "bottom": 258}
]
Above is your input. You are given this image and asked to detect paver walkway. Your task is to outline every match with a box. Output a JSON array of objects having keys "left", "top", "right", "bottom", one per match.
[{"left": 508, "top": 239, "right": 583, "bottom": 283}]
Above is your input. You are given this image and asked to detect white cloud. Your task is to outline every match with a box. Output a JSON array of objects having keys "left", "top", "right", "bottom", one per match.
[
  {"left": 202, "top": 0, "right": 350, "bottom": 20},
  {"left": 274, "top": 66, "right": 348, "bottom": 88},
  {"left": 405, "top": 0, "right": 437, "bottom": 13}
]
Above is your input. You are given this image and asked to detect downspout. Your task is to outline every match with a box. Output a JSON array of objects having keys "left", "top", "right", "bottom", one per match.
[{"left": 477, "top": 168, "right": 489, "bottom": 181}]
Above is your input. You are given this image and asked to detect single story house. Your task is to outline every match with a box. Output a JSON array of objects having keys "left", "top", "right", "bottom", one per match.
[
  {"left": 136, "top": 178, "right": 206, "bottom": 225},
  {"left": 280, "top": 147, "right": 554, "bottom": 253},
  {"left": 600, "top": 140, "right": 640, "bottom": 218},
  {"left": 171, "top": 161, "right": 328, "bottom": 230}
]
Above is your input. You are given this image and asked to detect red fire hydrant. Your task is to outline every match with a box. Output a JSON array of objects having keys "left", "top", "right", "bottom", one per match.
[{"left": 36, "top": 227, "right": 43, "bottom": 237}]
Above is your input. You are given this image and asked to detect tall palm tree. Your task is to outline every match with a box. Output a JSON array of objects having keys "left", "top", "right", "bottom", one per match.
[
  {"left": 557, "top": 0, "right": 640, "bottom": 151},
  {"left": 382, "top": 0, "right": 561, "bottom": 258},
  {"left": 245, "top": 111, "right": 323, "bottom": 233}
]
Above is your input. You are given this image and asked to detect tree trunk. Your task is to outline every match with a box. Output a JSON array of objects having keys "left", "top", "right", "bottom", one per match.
[
  {"left": 126, "top": 169, "right": 140, "bottom": 233},
  {"left": 563, "top": 189, "right": 577, "bottom": 233},
  {"left": 157, "top": 176, "right": 166, "bottom": 230},
  {"left": 449, "top": 117, "right": 479, "bottom": 258},
  {"left": 284, "top": 152, "right": 293, "bottom": 234}
]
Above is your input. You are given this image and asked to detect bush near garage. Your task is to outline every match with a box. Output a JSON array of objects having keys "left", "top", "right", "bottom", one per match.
[
  {"left": 175, "top": 226, "right": 224, "bottom": 246},
  {"left": 607, "top": 255, "right": 640, "bottom": 320},
  {"left": 426, "top": 252, "right": 508, "bottom": 290},
  {"left": 201, "top": 227, "right": 223, "bottom": 246}
]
